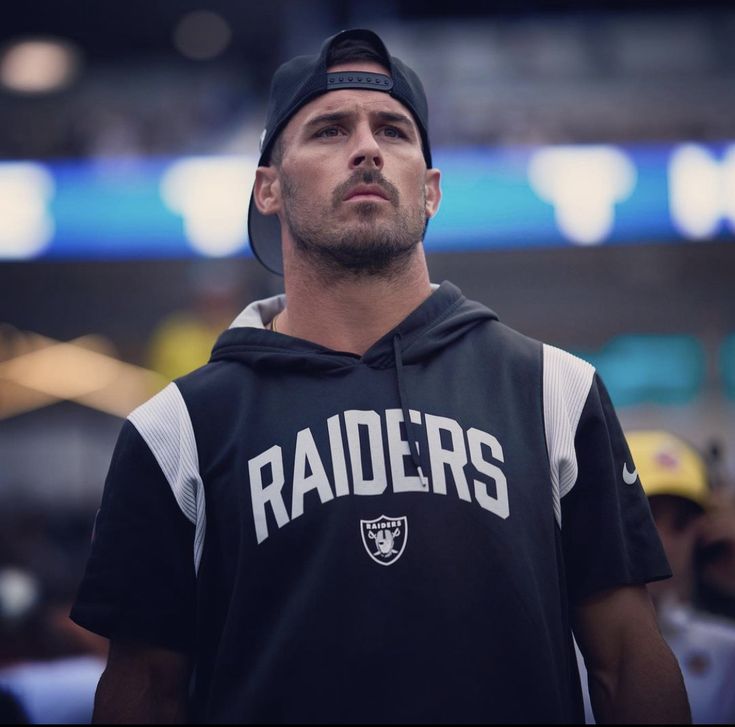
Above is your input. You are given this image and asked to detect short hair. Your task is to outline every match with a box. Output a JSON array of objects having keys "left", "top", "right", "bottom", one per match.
[{"left": 269, "top": 38, "right": 387, "bottom": 166}]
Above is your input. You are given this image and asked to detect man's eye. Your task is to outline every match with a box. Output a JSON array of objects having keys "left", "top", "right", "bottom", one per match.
[
  {"left": 316, "top": 127, "right": 341, "bottom": 138},
  {"left": 382, "top": 126, "right": 404, "bottom": 138}
]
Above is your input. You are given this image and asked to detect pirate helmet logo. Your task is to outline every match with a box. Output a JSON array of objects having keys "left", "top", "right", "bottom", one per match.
[{"left": 360, "top": 515, "right": 408, "bottom": 566}]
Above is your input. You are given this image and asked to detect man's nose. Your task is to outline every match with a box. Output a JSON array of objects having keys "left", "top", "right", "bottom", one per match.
[{"left": 349, "top": 126, "right": 383, "bottom": 170}]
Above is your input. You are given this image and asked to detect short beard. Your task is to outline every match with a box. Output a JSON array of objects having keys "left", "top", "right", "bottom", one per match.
[{"left": 281, "top": 169, "right": 427, "bottom": 281}]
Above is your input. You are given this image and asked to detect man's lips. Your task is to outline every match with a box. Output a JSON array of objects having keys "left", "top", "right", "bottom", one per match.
[{"left": 343, "top": 185, "right": 390, "bottom": 201}]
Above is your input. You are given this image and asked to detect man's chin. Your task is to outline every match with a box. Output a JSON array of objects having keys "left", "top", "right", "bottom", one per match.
[
  {"left": 286, "top": 204, "right": 425, "bottom": 278},
  {"left": 324, "top": 247, "right": 415, "bottom": 276},
  {"left": 294, "top": 234, "right": 419, "bottom": 277}
]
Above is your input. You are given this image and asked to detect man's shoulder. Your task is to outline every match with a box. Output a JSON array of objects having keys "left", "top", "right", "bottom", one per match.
[
  {"left": 472, "top": 313, "right": 593, "bottom": 378},
  {"left": 128, "top": 357, "right": 237, "bottom": 428},
  {"left": 540, "top": 341, "right": 596, "bottom": 381},
  {"left": 468, "top": 313, "right": 543, "bottom": 362}
]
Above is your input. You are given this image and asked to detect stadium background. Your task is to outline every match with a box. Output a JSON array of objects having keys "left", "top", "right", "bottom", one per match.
[{"left": 0, "top": 0, "right": 734, "bottom": 680}]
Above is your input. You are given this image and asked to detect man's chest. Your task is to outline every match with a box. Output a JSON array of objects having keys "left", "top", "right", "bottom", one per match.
[{"left": 197, "top": 364, "right": 552, "bottom": 549}]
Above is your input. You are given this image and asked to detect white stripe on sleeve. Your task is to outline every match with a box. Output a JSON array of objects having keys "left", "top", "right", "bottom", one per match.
[
  {"left": 542, "top": 344, "right": 595, "bottom": 528},
  {"left": 128, "top": 382, "right": 207, "bottom": 574}
]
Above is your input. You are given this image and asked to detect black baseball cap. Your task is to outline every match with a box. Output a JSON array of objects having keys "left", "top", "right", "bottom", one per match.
[{"left": 248, "top": 28, "right": 432, "bottom": 275}]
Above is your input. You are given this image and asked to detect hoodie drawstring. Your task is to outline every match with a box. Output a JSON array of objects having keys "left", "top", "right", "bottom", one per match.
[{"left": 393, "top": 335, "right": 428, "bottom": 488}]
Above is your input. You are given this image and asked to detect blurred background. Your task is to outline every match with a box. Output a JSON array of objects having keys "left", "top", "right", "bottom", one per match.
[{"left": 1, "top": 0, "right": 734, "bottom": 721}]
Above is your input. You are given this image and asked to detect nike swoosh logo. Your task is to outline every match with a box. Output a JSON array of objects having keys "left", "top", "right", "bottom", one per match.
[{"left": 622, "top": 463, "right": 638, "bottom": 485}]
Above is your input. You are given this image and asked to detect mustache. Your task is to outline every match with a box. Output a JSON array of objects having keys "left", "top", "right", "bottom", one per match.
[{"left": 332, "top": 170, "right": 400, "bottom": 208}]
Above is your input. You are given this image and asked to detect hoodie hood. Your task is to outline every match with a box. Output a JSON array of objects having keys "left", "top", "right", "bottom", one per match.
[{"left": 210, "top": 281, "right": 498, "bottom": 372}]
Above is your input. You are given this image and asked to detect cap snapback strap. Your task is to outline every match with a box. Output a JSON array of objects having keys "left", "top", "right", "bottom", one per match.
[{"left": 326, "top": 71, "right": 393, "bottom": 90}]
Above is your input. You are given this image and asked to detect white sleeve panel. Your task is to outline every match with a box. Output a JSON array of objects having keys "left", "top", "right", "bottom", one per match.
[
  {"left": 128, "top": 382, "right": 207, "bottom": 574},
  {"left": 542, "top": 344, "right": 595, "bottom": 528}
]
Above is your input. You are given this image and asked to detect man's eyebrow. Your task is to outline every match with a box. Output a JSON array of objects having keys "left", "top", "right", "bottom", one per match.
[
  {"left": 302, "top": 111, "right": 352, "bottom": 132},
  {"left": 373, "top": 111, "right": 415, "bottom": 130}
]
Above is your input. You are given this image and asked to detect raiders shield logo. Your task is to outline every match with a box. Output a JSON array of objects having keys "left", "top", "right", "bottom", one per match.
[{"left": 360, "top": 515, "right": 408, "bottom": 566}]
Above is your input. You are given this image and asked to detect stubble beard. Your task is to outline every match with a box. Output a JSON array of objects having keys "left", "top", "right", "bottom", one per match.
[{"left": 281, "top": 169, "right": 427, "bottom": 280}]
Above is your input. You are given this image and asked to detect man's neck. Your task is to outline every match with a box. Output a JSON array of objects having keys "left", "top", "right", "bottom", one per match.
[{"left": 278, "top": 248, "right": 433, "bottom": 356}]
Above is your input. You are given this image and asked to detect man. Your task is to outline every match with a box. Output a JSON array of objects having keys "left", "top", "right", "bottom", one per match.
[
  {"left": 71, "top": 29, "right": 690, "bottom": 723},
  {"left": 629, "top": 431, "right": 735, "bottom": 723}
]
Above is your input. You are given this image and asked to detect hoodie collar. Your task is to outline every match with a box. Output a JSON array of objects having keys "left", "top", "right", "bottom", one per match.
[
  {"left": 229, "top": 293, "right": 286, "bottom": 330},
  {"left": 228, "top": 284, "right": 442, "bottom": 333},
  {"left": 213, "top": 281, "right": 497, "bottom": 370}
]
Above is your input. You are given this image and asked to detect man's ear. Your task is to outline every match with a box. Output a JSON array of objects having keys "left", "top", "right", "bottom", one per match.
[
  {"left": 424, "top": 168, "right": 442, "bottom": 220},
  {"left": 254, "top": 166, "right": 281, "bottom": 215}
]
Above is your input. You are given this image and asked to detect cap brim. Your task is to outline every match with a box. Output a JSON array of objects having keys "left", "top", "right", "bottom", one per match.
[{"left": 248, "top": 191, "right": 284, "bottom": 276}]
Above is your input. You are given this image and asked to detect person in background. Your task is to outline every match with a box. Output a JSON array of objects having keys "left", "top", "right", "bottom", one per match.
[
  {"left": 695, "top": 444, "right": 735, "bottom": 621},
  {"left": 587, "top": 430, "right": 735, "bottom": 724},
  {"left": 0, "top": 512, "right": 107, "bottom": 725}
]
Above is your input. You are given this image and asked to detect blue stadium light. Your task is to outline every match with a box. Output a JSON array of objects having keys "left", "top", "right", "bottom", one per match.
[
  {"left": 574, "top": 335, "right": 707, "bottom": 406},
  {"left": 1, "top": 142, "right": 734, "bottom": 261}
]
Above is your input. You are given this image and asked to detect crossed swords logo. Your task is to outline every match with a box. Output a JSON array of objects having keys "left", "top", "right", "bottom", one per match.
[
  {"left": 360, "top": 516, "right": 408, "bottom": 566},
  {"left": 368, "top": 527, "right": 401, "bottom": 558}
]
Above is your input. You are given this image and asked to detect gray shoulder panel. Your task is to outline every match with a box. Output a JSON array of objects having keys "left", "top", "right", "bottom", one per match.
[
  {"left": 542, "top": 344, "right": 595, "bottom": 527},
  {"left": 128, "top": 382, "right": 207, "bottom": 573}
]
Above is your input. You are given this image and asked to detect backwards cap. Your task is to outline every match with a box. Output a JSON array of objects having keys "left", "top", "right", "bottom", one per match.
[
  {"left": 248, "top": 28, "right": 432, "bottom": 275},
  {"left": 627, "top": 430, "right": 709, "bottom": 509}
]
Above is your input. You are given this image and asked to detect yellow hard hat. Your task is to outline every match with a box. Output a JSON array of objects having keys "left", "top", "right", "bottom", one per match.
[{"left": 626, "top": 430, "right": 709, "bottom": 509}]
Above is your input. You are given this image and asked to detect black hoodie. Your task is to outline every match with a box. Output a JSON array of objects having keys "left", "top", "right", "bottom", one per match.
[{"left": 72, "top": 281, "right": 668, "bottom": 723}]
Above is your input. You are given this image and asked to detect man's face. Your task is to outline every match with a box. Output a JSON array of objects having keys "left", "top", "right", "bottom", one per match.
[{"left": 255, "top": 61, "right": 440, "bottom": 277}]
